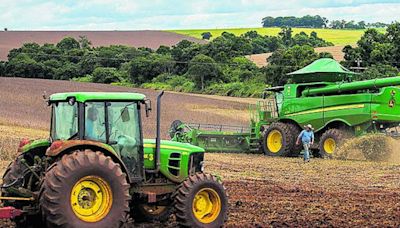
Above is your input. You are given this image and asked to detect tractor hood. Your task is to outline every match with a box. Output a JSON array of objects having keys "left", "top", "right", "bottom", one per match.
[{"left": 143, "top": 139, "right": 205, "bottom": 153}]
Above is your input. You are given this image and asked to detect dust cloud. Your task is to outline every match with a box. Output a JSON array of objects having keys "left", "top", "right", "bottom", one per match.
[{"left": 335, "top": 134, "right": 400, "bottom": 163}]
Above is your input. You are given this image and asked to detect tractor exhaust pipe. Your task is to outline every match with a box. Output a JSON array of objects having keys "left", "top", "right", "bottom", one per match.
[{"left": 153, "top": 90, "right": 164, "bottom": 173}]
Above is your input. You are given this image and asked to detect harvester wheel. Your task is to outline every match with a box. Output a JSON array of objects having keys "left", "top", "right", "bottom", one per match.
[
  {"left": 262, "top": 122, "right": 294, "bottom": 156},
  {"left": 169, "top": 120, "right": 183, "bottom": 139},
  {"left": 286, "top": 123, "right": 302, "bottom": 156},
  {"left": 40, "top": 150, "right": 130, "bottom": 228},
  {"left": 131, "top": 204, "right": 173, "bottom": 223},
  {"left": 174, "top": 173, "right": 228, "bottom": 228},
  {"left": 319, "top": 129, "right": 348, "bottom": 158}
]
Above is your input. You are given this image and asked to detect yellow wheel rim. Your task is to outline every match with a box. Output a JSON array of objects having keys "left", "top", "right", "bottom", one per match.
[
  {"left": 324, "top": 138, "right": 336, "bottom": 154},
  {"left": 192, "top": 188, "right": 221, "bottom": 224},
  {"left": 267, "top": 130, "right": 283, "bottom": 153},
  {"left": 142, "top": 205, "right": 166, "bottom": 215},
  {"left": 70, "top": 176, "right": 112, "bottom": 223}
]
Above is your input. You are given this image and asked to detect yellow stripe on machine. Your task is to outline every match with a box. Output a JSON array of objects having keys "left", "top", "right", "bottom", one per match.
[
  {"left": 286, "top": 104, "right": 365, "bottom": 117},
  {"left": 143, "top": 144, "right": 191, "bottom": 152}
]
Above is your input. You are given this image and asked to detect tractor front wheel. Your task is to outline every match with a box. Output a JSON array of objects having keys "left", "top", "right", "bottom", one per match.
[
  {"left": 40, "top": 150, "right": 130, "bottom": 228},
  {"left": 262, "top": 122, "right": 294, "bottom": 156},
  {"left": 174, "top": 173, "right": 228, "bottom": 228}
]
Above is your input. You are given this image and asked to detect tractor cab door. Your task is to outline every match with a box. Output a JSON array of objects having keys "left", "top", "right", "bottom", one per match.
[{"left": 107, "top": 102, "right": 143, "bottom": 181}]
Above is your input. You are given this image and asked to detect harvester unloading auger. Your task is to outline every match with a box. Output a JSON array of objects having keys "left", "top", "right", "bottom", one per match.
[{"left": 170, "top": 58, "right": 400, "bottom": 159}]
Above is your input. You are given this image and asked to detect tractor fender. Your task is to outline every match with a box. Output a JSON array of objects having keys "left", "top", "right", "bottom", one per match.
[{"left": 46, "top": 140, "right": 133, "bottom": 183}]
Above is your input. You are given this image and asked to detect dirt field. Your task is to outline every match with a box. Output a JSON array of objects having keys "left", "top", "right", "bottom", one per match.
[
  {"left": 0, "top": 78, "right": 399, "bottom": 227},
  {"left": 0, "top": 77, "right": 249, "bottom": 137},
  {"left": 0, "top": 31, "right": 206, "bottom": 60}
]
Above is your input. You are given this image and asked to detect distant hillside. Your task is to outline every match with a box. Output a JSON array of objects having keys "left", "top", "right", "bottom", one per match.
[
  {"left": 170, "top": 27, "right": 386, "bottom": 46},
  {"left": 246, "top": 46, "right": 345, "bottom": 67},
  {"left": 0, "top": 30, "right": 206, "bottom": 60}
]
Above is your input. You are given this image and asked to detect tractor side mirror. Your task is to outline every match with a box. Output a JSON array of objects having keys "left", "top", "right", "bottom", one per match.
[
  {"left": 121, "top": 107, "right": 130, "bottom": 122},
  {"left": 145, "top": 99, "right": 152, "bottom": 117}
]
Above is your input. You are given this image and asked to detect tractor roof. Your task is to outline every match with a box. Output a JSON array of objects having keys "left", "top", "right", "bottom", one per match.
[{"left": 50, "top": 92, "right": 146, "bottom": 102}]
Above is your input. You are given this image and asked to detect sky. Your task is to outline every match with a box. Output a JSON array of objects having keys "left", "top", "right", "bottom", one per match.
[{"left": 0, "top": 0, "right": 399, "bottom": 30}]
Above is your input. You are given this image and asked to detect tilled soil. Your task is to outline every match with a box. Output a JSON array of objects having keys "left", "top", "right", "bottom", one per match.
[
  {"left": 0, "top": 154, "right": 399, "bottom": 227},
  {"left": 0, "top": 30, "right": 206, "bottom": 60},
  {"left": 0, "top": 78, "right": 249, "bottom": 137}
]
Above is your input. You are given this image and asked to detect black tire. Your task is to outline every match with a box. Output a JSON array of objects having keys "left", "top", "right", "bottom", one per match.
[
  {"left": 2, "top": 153, "right": 48, "bottom": 228},
  {"left": 262, "top": 122, "right": 294, "bottom": 156},
  {"left": 40, "top": 150, "right": 130, "bottom": 228},
  {"left": 174, "top": 173, "right": 228, "bottom": 228},
  {"left": 286, "top": 123, "right": 302, "bottom": 156},
  {"left": 169, "top": 120, "right": 183, "bottom": 139},
  {"left": 319, "top": 129, "right": 349, "bottom": 158},
  {"left": 131, "top": 204, "right": 173, "bottom": 223}
]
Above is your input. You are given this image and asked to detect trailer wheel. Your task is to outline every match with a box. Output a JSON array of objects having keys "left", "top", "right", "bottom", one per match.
[
  {"left": 40, "top": 150, "right": 130, "bottom": 228},
  {"left": 131, "top": 204, "right": 173, "bottom": 223},
  {"left": 319, "top": 129, "right": 348, "bottom": 158},
  {"left": 263, "top": 122, "right": 294, "bottom": 156},
  {"left": 174, "top": 173, "right": 228, "bottom": 228}
]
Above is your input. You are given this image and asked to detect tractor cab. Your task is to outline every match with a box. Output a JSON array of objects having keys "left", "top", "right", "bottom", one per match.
[{"left": 49, "top": 92, "right": 147, "bottom": 179}]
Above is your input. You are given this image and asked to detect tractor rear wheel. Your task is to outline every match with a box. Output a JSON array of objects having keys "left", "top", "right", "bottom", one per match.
[
  {"left": 262, "top": 122, "right": 294, "bottom": 156},
  {"left": 40, "top": 150, "right": 130, "bottom": 228},
  {"left": 319, "top": 129, "right": 349, "bottom": 158},
  {"left": 131, "top": 204, "right": 173, "bottom": 223},
  {"left": 174, "top": 173, "right": 228, "bottom": 228}
]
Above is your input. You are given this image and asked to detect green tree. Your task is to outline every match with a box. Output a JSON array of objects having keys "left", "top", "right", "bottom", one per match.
[
  {"left": 128, "top": 54, "right": 174, "bottom": 84},
  {"left": 92, "top": 67, "right": 121, "bottom": 83},
  {"left": 54, "top": 62, "right": 79, "bottom": 80},
  {"left": 187, "top": 54, "right": 219, "bottom": 90},
  {"left": 78, "top": 35, "right": 92, "bottom": 49},
  {"left": 201, "top": 32, "right": 212, "bottom": 40},
  {"left": 56, "top": 37, "right": 80, "bottom": 51},
  {"left": 264, "top": 45, "right": 319, "bottom": 86},
  {"left": 0, "top": 61, "right": 6, "bottom": 76},
  {"left": 360, "top": 64, "right": 398, "bottom": 80},
  {"left": 6, "top": 53, "right": 46, "bottom": 78}
]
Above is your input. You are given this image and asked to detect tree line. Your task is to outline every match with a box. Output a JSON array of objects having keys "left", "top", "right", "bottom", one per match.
[
  {"left": 262, "top": 15, "right": 388, "bottom": 29},
  {"left": 1, "top": 23, "right": 397, "bottom": 97},
  {"left": 0, "top": 28, "right": 333, "bottom": 97},
  {"left": 342, "top": 23, "right": 400, "bottom": 80}
]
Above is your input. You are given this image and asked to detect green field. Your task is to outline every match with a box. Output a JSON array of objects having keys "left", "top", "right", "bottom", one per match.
[{"left": 170, "top": 27, "right": 386, "bottom": 46}]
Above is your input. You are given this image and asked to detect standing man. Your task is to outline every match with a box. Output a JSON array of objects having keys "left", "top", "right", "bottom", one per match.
[{"left": 296, "top": 124, "right": 314, "bottom": 162}]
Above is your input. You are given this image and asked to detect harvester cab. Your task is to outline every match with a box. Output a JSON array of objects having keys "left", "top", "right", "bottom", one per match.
[{"left": 1, "top": 91, "right": 228, "bottom": 227}]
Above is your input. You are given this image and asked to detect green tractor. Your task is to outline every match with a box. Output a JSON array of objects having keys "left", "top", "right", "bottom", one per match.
[
  {"left": 0, "top": 91, "right": 228, "bottom": 227},
  {"left": 170, "top": 59, "right": 400, "bottom": 159}
]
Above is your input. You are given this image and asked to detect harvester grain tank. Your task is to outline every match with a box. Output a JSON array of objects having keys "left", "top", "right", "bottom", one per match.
[{"left": 170, "top": 58, "right": 400, "bottom": 159}]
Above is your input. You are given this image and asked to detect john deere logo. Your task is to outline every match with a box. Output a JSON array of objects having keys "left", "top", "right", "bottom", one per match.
[{"left": 389, "top": 99, "right": 395, "bottom": 108}]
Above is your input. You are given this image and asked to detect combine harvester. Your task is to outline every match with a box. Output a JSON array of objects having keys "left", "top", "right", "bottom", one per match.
[{"left": 170, "top": 58, "right": 400, "bottom": 159}]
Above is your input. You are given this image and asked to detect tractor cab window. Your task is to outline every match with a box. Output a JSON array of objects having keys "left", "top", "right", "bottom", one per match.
[
  {"left": 275, "top": 92, "right": 283, "bottom": 113},
  {"left": 85, "top": 102, "right": 106, "bottom": 142},
  {"left": 51, "top": 102, "right": 78, "bottom": 140},
  {"left": 108, "top": 102, "right": 141, "bottom": 177}
]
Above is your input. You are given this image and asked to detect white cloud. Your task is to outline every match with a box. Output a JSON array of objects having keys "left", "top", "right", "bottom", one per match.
[{"left": 0, "top": 1, "right": 399, "bottom": 30}]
